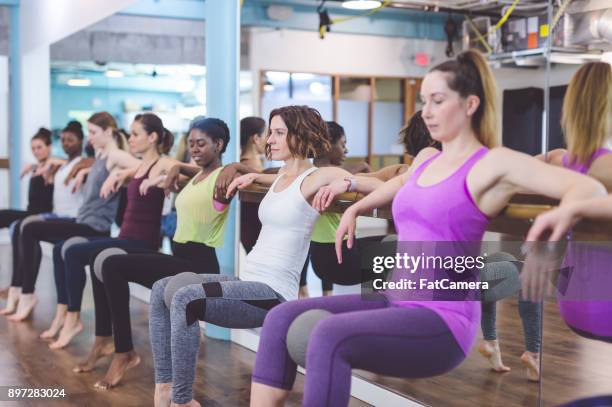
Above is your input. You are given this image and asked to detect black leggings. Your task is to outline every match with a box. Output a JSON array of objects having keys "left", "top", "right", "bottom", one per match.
[
  {"left": 301, "top": 236, "right": 385, "bottom": 289},
  {"left": 1, "top": 210, "right": 33, "bottom": 287},
  {"left": 0, "top": 209, "right": 31, "bottom": 228},
  {"left": 92, "top": 241, "right": 219, "bottom": 353},
  {"left": 240, "top": 202, "right": 262, "bottom": 254},
  {"left": 17, "top": 219, "right": 108, "bottom": 293},
  {"left": 299, "top": 248, "right": 333, "bottom": 292}
]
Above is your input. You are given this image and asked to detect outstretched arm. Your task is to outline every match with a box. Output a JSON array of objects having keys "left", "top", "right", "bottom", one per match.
[
  {"left": 106, "top": 149, "right": 140, "bottom": 172},
  {"left": 527, "top": 195, "right": 612, "bottom": 242}
]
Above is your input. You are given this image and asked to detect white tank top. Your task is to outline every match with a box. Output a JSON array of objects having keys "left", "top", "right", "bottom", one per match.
[
  {"left": 240, "top": 167, "right": 320, "bottom": 301},
  {"left": 53, "top": 157, "right": 85, "bottom": 218}
]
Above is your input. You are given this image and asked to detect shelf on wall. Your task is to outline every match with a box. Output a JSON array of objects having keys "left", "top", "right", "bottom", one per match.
[{"left": 488, "top": 46, "right": 603, "bottom": 67}]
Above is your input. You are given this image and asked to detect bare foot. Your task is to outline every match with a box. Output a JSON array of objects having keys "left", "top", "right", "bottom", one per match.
[
  {"left": 521, "top": 351, "right": 540, "bottom": 382},
  {"left": 40, "top": 305, "right": 68, "bottom": 339},
  {"left": 171, "top": 400, "right": 201, "bottom": 407},
  {"left": 0, "top": 287, "right": 21, "bottom": 315},
  {"left": 49, "top": 317, "right": 83, "bottom": 349},
  {"left": 155, "top": 383, "right": 172, "bottom": 407},
  {"left": 0, "top": 286, "right": 9, "bottom": 298},
  {"left": 73, "top": 337, "right": 115, "bottom": 373},
  {"left": 479, "top": 340, "right": 511, "bottom": 372},
  {"left": 93, "top": 351, "right": 141, "bottom": 390},
  {"left": 7, "top": 294, "right": 37, "bottom": 321}
]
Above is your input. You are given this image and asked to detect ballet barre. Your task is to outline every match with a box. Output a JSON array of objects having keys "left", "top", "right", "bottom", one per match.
[{"left": 239, "top": 188, "right": 612, "bottom": 240}]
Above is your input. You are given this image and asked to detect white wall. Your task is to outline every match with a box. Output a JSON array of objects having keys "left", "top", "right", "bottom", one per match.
[
  {"left": 248, "top": 27, "right": 449, "bottom": 115},
  {"left": 20, "top": 0, "right": 138, "bottom": 53},
  {"left": 248, "top": 27, "right": 578, "bottom": 116},
  {"left": 16, "top": 0, "right": 137, "bottom": 206},
  {"left": 493, "top": 64, "right": 578, "bottom": 92}
]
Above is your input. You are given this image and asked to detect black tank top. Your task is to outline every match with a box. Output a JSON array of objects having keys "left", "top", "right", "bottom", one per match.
[{"left": 27, "top": 174, "right": 54, "bottom": 214}]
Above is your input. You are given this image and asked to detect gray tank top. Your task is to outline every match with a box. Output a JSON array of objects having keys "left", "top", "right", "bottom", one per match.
[{"left": 76, "top": 157, "right": 119, "bottom": 232}]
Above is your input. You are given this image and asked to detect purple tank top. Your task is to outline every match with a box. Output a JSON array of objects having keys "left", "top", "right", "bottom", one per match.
[
  {"left": 390, "top": 147, "right": 490, "bottom": 355},
  {"left": 118, "top": 161, "right": 165, "bottom": 248},
  {"left": 562, "top": 148, "right": 612, "bottom": 174},
  {"left": 560, "top": 147, "right": 612, "bottom": 337}
]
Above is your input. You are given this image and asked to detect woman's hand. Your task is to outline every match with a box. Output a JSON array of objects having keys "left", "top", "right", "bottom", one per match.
[
  {"left": 520, "top": 241, "right": 565, "bottom": 302},
  {"left": 140, "top": 174, "right": 165, "bottom": 196},
  {"left": 162, "top": 165, "right": 181, "bottom": 195},
  {"left": 335, "top": 206, "right": 358, "bottom": 264},
  {"left": 100, "top": 171, "right": 123, "bottom": 199},
  {"left": 312, "top": 178, "right": 350, "bottom": 212},
  {"left": 20, "top": 164, "right": 35, "bottom": 178},
  {"left": 215, "top": 165, "right": 239, "bottom": 201},
  {"left": 139, "top": 178, "right": 153, "bottom": 196},
  {"left": 226, "top": 173, "right": 259, "bottom": 199},
  {"left": 72, "top": 168, "right": 90, "bottom": 193},
  {"left": 526, "top": 204, "right": 581, "bottom": 242},
  {"left": 65, "top": 158, "right": 95, "bottom": 185}
]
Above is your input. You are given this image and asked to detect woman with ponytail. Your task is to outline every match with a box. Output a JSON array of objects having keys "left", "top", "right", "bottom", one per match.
[
  {"left": 0, "top": 122, "right": 86, "bottom": 314},
  {"left": 0, "top": 128, "right": 53, "bottom": 229},
  {"left": 73, "top": 117, "right": 239, "bottom": 392},
  {"left": 479, "top": 61, "right": 612, "bottom": 381},
  {"left": 3, "top": 112, "right": 138, "bottom": 322},
  {"left": 34, "top": 113, "right": 180, "bottom": 350},
  {"left": 249, "top": 50, "right": 606, "bottom": 407}
]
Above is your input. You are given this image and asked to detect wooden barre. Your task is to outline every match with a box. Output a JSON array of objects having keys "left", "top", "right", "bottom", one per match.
[{"left": 238, "top": 187, "right": 612, "bottom": 240}]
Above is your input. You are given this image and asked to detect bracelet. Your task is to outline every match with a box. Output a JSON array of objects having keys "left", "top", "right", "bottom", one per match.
[{"left": 344, "top": 177, "right": 357, "bottom": 193}]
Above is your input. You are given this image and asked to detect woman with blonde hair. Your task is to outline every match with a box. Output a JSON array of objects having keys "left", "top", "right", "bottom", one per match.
[
  {"left": 249, "top": 51, "right": 606, "bottom": 407},
  {"left": 479, "top": 61, "right": 612, "bottom": 379}
]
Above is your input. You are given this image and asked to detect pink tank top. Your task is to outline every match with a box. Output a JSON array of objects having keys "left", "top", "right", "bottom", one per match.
[
  {"left": 560, "top": 147, "right": 612, "bottom": 337},
  {"left": 390, "top": 147, "right": 490, "bottom": 355},
  {"left": 562, "top": 148, "right": 612, "bottom": 174},
  {"left": 118, "top": 161, "right": 165, "bottom": 248}
]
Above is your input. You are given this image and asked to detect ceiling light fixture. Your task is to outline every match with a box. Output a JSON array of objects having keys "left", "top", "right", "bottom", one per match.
[
  {"left": 342, "top": 0, "right": 382, "bottom": 10},
  {"left": 67, "top": 77, "right": 91, "bottom": 87},
  {"left": 105, "top": 69, "right": 124, "bottom": 78}
]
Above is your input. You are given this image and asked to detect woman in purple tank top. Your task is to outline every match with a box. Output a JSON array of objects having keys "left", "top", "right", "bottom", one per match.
[
  {"left": 481, "top": 61, "right": 612, "bottom": 380},
  {"left": 533, "top": 62, "right": 612, "bottom": 339},
  {"left": 250, "top": 50, "right": 606, "bottom": 407},
  {"left": 39, "top": 113, "right": 180, "bottom": 350}
]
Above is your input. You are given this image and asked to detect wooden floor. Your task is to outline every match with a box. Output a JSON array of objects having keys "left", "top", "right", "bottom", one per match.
[
  {"left": 357, "top": 296, "right": 612, "bottom": 407},
  {"left": 0, "top": 260, "right": 368, "bottom": 407},
  {"left": 2, "top": 256, "right": 612, "bottom": 406}
]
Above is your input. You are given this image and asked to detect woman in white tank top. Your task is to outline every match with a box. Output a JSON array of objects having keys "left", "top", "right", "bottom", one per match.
[{"left": 148, "top": 105, "right": 378, "bottom": 407}]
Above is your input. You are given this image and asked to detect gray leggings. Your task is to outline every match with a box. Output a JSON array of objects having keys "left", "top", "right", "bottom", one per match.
[
  {"left": 479, "top": 254, "right": 542, "bottom": 353},
  {"left": 149, "top": 273, "right": 284, "bottom": 404}
]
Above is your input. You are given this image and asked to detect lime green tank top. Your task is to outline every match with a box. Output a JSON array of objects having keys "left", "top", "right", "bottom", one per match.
[
  {"left": 311, "top": 212, "right": 342, "bottom": 244},
  {"left": 173, "top": 166, "right": 228, "bottom": 247}
]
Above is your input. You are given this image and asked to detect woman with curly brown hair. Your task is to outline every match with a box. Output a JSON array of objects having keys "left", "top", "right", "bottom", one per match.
[{"left": 148, "top": 105, "right": 375, "bottom": 407}]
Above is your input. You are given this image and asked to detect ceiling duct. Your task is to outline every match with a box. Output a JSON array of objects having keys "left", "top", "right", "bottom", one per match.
[{"left": 564, "top": 7, "right": 612, "bottom": 46}]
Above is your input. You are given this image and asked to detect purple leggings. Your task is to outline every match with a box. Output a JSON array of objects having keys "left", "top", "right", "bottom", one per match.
[{"left": 252, "top": 294, "right": 466, "bottom": 407}]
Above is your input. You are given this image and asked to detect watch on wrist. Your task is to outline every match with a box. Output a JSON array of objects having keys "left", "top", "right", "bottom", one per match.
[{"left": 344, "top": 177, "right": 357, "bottom": 193}]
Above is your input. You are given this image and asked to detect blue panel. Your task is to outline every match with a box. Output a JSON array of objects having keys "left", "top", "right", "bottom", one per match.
[
  {"left": 203, "top": 0, "right": 241, "bottom": 341},
  {"left": 120, "top": 0, "right": 205, "bottom": 20},
  {"left": 120, "top": 0, "right": 455, "bottom": 40},
  {"left": 9, "top": 5, "right": 21, "bottom": 207},
  {"left": 372, "top": 101, "right": 403, "bottom": 155},
  {"left": 50, "top": 86, "right": 184, "bottom": 130},
  {"left": 0, "top": 0, "right": 19, "bottom": 6},
  {"left": 241, "top": 1, "right": 454, "bottom": 40},
  {"left": 338, "top": 100, "right": 369, "bottom": 157}
]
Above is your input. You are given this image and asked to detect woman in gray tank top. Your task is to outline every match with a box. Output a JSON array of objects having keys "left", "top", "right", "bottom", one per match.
[{"left": 4, "top": 112, "right": 137, "bottom": 322}]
